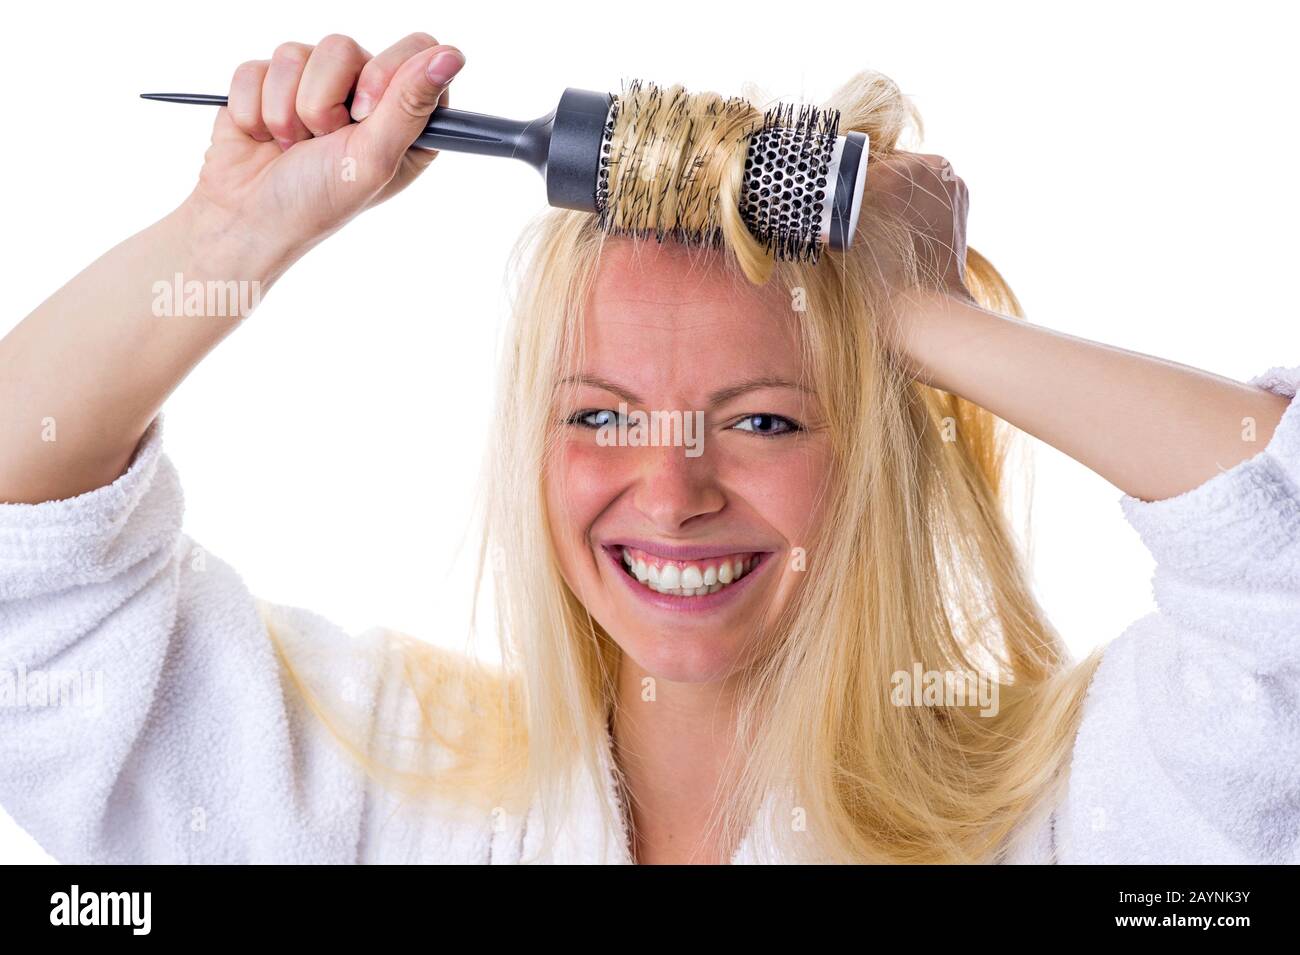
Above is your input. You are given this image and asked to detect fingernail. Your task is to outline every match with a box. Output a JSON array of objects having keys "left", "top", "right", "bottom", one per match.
[
  {"left": 426, "top": 50, "right": 464, "bottom": 86},
  {"left": 350, "top": 94, "right": 374, "bottom": 121}
]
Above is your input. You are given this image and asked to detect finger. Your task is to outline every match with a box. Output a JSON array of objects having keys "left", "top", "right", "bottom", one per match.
[
  {"left": 263, "top": 41, "right": 314, "bottom": 147},
  {"left": 919, "top": 154, "right": 960, "bottom": 184},
  {"left": 227, "top": 60, "right": 272, "bottom": 141},
  {"left": 909, "top": 165, "right": 953, "bottom": 206},
  {"left": 393, "top": 87, "right": 452, "bottom": 177},
  {"left": 350, "top": 32, "right": 439, "bottom": 121},
  {"left": 297, "top": 34, "right": 370, "bottom": 137},
  {"left": 211, "top": 106, "right": 255, "bottom": 145},
  {"left": 354, "top": 44, "right": 464, "bottom": 169}
]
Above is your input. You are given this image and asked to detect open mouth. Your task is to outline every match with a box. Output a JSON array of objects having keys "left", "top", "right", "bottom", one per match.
[{"left": 609, "top": 544, "right": 764, "bottom": 598}]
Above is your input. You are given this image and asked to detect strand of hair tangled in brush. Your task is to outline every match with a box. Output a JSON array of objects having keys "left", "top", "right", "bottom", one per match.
[{"left": 269, "top": 68, "right": 1103, "bottom": 864}]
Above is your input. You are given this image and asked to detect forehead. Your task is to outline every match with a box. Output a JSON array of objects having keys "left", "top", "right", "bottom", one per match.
[{"left": 580, "top": 240, "right": 803, "bottom": 395}]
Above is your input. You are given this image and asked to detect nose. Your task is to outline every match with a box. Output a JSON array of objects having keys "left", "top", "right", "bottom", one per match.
[{"left": 630, "top": 442, "right": 726, "bottom": 531}]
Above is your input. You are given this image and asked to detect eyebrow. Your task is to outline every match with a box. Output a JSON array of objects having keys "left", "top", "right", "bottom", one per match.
[{"left": 559, "top": 373, "right": 813, "bottom": 407}]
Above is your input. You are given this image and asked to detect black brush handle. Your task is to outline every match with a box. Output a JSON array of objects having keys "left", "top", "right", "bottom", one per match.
[{"left": 140, "top": 92, "right": 551, "bottom": 167}]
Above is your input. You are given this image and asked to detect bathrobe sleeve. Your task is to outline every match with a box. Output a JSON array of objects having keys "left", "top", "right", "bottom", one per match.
[
  {"left": 1059, "top": 365, "right": 1300, "bottom": 863},
  {"left": 0, "top": 415, "right": 390, "bottom": 863}
]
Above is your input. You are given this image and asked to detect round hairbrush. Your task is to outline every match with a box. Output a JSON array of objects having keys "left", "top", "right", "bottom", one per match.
[{"left": 142, "top": 81, "right": 868, "bottom": 262}]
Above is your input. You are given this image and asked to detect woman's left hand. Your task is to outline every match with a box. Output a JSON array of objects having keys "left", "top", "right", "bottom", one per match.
[{"left": 863, "top": 151, "right": 973, "bottom": 304}]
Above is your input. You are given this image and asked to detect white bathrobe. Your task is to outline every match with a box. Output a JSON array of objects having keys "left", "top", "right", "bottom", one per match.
[{"left": 2, "top": 365, "right": 1298, "bottom": 864}]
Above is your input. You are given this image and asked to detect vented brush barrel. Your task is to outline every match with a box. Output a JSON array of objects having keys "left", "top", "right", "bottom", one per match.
[{"left": 552, "top": 87, "right": 868, "bottom": 257}]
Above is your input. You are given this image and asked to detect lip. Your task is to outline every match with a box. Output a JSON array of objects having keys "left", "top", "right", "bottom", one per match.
[
  {"left": 600, "top": 543, "right": 773, "bottom": 615},
  {"left": 603, "top": 538, "right": 770, "bottom": 562}
]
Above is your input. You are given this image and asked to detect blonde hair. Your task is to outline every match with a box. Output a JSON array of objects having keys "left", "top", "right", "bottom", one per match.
[{"left": 269, "top": 69, "right": 1102, "bottom": 863}]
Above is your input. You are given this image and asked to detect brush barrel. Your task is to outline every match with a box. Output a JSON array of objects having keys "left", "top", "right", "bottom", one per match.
[{"left": 585, "top": 87, "right": 867, "bottom": 258}]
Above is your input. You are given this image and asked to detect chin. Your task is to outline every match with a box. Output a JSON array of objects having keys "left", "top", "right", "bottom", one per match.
[{"left": 616, "top": 626, "right": 751, "bottom": 685}]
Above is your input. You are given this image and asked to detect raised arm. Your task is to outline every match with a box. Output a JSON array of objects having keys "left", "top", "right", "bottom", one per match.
[
  {"left": 0, "top": 30, "right": 467, "bottom": 864},
  {"left": 868, "top": 153, "right": 1300, "bottom": 863},
  {"left": 0, "top": 32, "right": 465, "bottom": 504},
  {"left": 895, "top": 288, "right": 1290, "bottom": 503},
  {"left": 866, "top": 151, "right": 1289, "bottom": 503}
]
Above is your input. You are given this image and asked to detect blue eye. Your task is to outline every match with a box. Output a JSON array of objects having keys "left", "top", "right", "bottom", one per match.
[
  {"left": 732, "top": 414, "right": 801, "bottom": 437},
  {"left": 567, "top": 409, "right": 620, "bottom": 429}
]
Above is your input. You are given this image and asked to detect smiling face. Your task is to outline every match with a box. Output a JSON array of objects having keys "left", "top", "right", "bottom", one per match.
[{"left": 543, "top": 239, "right": 833, "bottom": 684}]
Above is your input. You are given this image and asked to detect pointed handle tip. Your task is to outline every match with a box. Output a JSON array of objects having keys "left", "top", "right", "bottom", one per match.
[{"left": 139, "top": 93, "right": 230, "bottom": 106}]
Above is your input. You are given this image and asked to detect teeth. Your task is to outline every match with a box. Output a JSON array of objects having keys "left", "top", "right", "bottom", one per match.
[{"left": 618, "top": 547, "right": 757, "bottom": 598}]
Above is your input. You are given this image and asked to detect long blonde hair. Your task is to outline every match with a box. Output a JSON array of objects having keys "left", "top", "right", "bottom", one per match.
[{"left": 270, "top": 69, "right": 1102, "bottom": 863}]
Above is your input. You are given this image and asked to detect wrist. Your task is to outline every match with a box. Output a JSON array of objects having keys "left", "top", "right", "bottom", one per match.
[
  {"left": 169, "top": 192, "right": 302, "bottom": 289},
  {"left": 887, "top": 287, "right": 985, "bottom": 393}
]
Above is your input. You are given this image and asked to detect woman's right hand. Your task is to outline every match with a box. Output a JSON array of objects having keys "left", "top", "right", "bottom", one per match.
[{"left": 187, "top": 32, "right": 465, "bottom": 264}]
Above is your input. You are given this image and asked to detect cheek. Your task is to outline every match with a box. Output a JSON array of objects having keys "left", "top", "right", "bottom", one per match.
[
  {"left": 545, "top": 439, "right": 628, "bottom": 553},
  {"left": 716, "top": 442, "right": 832, "bottom": 542}
]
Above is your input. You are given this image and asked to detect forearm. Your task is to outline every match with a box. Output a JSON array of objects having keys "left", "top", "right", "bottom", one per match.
[
  {"left": 895, "top": 290, "right": 1292, "bottom": 503},
  {"left": 0, "top": 197, "right": 291, "bottom": 504}
]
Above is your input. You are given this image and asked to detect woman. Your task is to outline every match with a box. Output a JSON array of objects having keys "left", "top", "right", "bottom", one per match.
[{"left": 1, "top": 32, "right": 1296, "bottom": 864}]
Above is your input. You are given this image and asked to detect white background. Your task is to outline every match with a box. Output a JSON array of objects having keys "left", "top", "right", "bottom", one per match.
[{"left": 2, "top": 0, "right": 1296, "bottom": 863}]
